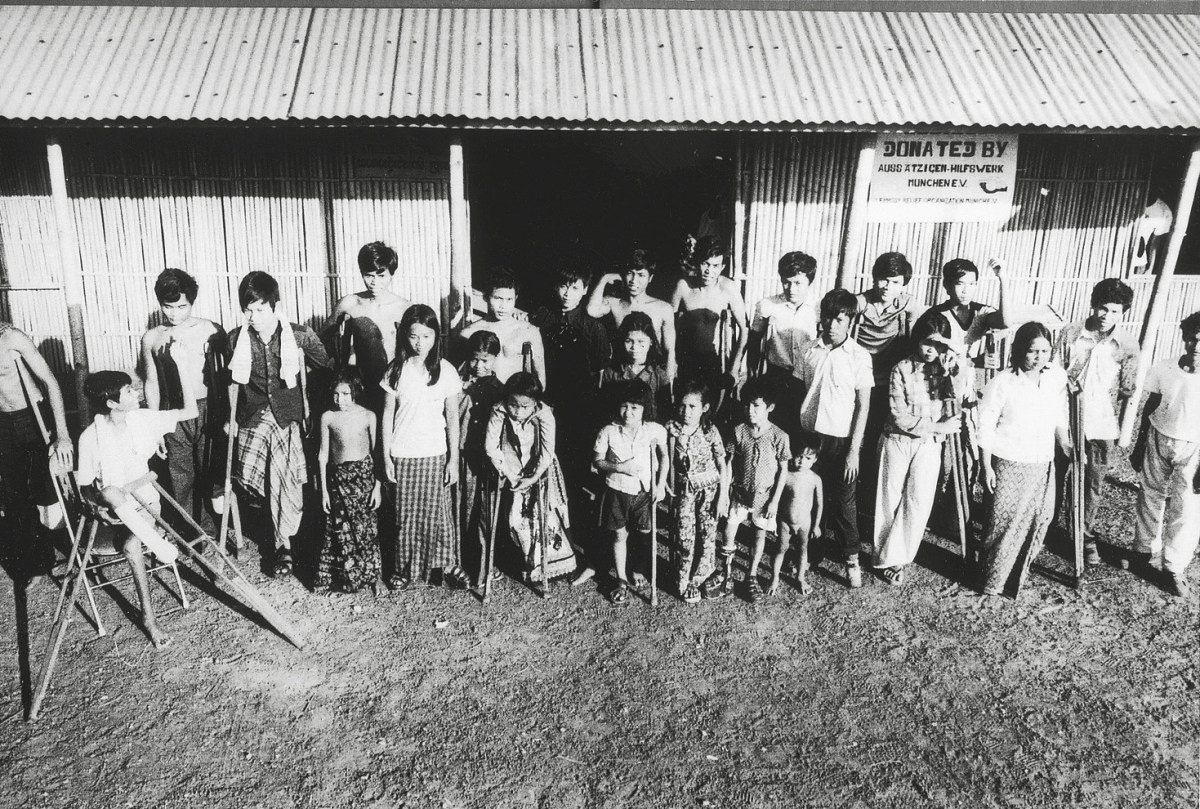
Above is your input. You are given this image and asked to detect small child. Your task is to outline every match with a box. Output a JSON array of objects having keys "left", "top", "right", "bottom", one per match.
[
  {"left": 485, "top": 372, "right": 576, "bottom": 582},
  {"left": 769, "top": 436, "right": 823, "bottom": 596},
  {"left": 1054, "top": 278, "right": 1138, "bottom": 566},
  {"left": 1129, "top": 311, "right": 1200, "bottom": 598},
  {"left": 317, "top": 368, "right": 381, "bottom": 594},
  {"left": 797, "top": 289, "right": 874, "bottom": 588},
  {"left": 666, "top": 379, "right": 728, "bottom": 604},
  {"left": 600, "top": 312, "right": 671, "bottom": 423},
  {"left": 717, "top": 377, "right": 791, "bottom": 603},
  {"left": 458, "top": 330, "right": 506, "bottom": 582},
  {"left": 459, "top": 267, "right": 546, "bottom": 387},
  {"left": 75, "top": 347, "right": 199, "bottom": 649},
  {"left": 593, "top": 379, "right": 668, "bottom": 605},
  {"left": 748, "top": 251, "right": 818, "bottom": 438}
]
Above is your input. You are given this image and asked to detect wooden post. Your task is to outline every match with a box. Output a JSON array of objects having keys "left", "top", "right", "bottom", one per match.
[
  {"left": 45, "top": 136, "right": 90, "bottom": 423},
  {"left": 732, "top": 133, "right": 747, "bottom": 285},
  {"left": 835, "top": 134, "right": 876, "bottom": 291},
  {"left": 1119, "top": 138, "right": 1200, "bottom": 446},
  {"left": 448, "top": 136, "right": 471, "bottom": 330}
]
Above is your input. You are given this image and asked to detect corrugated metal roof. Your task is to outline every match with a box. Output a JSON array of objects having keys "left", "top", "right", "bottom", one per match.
[{"left": 0, "top": 5, "right": 1197, "bottom": 130}]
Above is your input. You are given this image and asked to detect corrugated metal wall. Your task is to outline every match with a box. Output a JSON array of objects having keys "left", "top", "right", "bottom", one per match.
[{"left": 57, "top": 131, "right": 452, "bottom": 373}]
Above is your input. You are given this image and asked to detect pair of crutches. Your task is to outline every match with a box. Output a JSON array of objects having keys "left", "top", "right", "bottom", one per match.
[
  {"left": 947, "top": 428, "right": 971, "bottom": 560},
  {"left": 481, "top": 470, "right": 551, "bottom": 602}
]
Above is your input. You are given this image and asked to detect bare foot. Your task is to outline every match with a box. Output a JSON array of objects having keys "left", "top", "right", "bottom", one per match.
[
  {"left": 766, "top": 578, "right": 780, "bottom": 597},
  {"left": 569, "top": 567, "right": 595, "bottom": 587},
  {"left": 798, "top": 573, "right": 809, "bottom": 595}
]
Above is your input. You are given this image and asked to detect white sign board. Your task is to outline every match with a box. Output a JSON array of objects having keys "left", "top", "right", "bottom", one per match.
[{"left": 867, "top": 134, "right": 1019, "bottom": 223}]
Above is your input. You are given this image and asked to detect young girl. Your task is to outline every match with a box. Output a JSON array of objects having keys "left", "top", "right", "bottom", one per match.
[
  {"left": 601, "top": 311, "right": 671, "bottom": 423},
  {"left": 380, "top": 304, "right": 468, "bottom": 591},
  {"left": 666, "top": 379, "right": 727, "bottom": 603},
  {"left": 484, "top": 372, "right": 576, "bottom": 582},
  {"left": 317, "top": 368, "right": 382, "bottom": 593},
  {"left": 458, "top": 330, "right": 505, "bottom": 583},
  {"left": 872, "top": 315, "right": 963, "bottom": 585}
]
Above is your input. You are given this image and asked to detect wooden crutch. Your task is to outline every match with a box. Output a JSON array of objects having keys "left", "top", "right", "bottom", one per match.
[
  {"left": 217, "top": 382, "right": 245, "bottom": 555},
  {"left": 948, "top": 431, "right": 970, "bottom": 559},
  {"left": 1069, "top": 389, "right": 1087, "bottom": 588},
  {"left": 648, "top": 439, "right": 659, "bottom": 606},
  {"left": 537, "top": 477, "right": 551, "bottom": 600},
  {"left": 482, "top": 473, "right": 500, "bottom": 605},
  {"left": 11, "top": 352, "right": 51, "bottom": 445}
]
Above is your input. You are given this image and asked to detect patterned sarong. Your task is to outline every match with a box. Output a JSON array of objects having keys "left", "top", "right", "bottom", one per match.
[
  {"left": 393, "top": 454, "right": 458, "bottom": 578},
  {"left": 317, "top": 458, "right": 380, "bottom": 590},
  {"left": 980, "top": 457, "right": 1055, "bottom": 595},
  {"left": 508, "top": 457, "right": 575, "bottom": 582},
  {"left": 234, "top": 409, "right": 306, "bottom": 549}
]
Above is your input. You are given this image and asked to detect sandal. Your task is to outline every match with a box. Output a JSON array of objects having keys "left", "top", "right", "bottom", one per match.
[
  {"left": 881, "top": 566, "right": 904, "bottom": 586},
  {"left": 682, "top": 582, "right": 701, "bottom": 604},
  {"left": 609, "top": 582, "right": 630, "bottom": 606},
  {"left": 443, "top": 565, "right": 470, "bottom": 590},
  {"left": 747, "top": 578, "right": 764, "bottom": 603},
  {"left": 272, "top": 551, "right": 293, "bottom": 578},
  {"left": 386, "top": 574, "right": 411, "bottom": 591}
]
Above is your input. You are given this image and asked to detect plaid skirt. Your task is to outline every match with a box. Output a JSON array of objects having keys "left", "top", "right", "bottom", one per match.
[
  {"left": 392, "top": 454, "right": 458, "bottom": 577},
  {"left": 234, "top": 410, "right": 306, "bottom": 549}
]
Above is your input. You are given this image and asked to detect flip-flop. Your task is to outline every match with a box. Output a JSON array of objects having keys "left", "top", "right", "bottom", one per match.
[
  {"left": 609, "top": 582, "right": 630, "bottom": 606},
  {"left": 272, "top": 552, "right": 293, "bottom": 578}
]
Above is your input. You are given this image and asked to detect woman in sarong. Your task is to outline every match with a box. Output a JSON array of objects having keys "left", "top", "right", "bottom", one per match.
[{"left": 977, "top": 321, "right": 1070, "bottom": 597}]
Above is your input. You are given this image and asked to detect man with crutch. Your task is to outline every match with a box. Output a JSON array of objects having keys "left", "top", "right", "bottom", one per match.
[{"left": 0, "top": 323, "right": 73, "bottom": 583}]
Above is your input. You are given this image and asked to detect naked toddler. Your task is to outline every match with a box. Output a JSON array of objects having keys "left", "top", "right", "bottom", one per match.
[{"left": 770, "top": 438, "right": 823, "bottom": 595}]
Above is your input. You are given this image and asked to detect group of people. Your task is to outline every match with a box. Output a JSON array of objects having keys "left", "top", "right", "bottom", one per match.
[{"left": 1, "top": 235, "right": 1198, "bottom": 647}]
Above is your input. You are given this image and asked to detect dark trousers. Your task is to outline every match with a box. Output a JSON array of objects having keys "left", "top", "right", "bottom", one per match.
[
  {"left": 164, "top": 397, "right": 222, "bottom": 536},
  {"left": 1053, "top": 438, "right": 1113, "bottom": 540},
  {"left": 763, "top": 364, "right": 805, "bottom": 447},
  {"left": 0, "top": 406, "right": 54, "bottom": 578},
  {"left": 817, "top": 432, "right": 860, "bottom": 560}
]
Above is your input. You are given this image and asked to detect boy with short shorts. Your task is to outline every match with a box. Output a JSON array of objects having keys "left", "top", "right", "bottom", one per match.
[{"left": 714, "top": 378, "right": 790, "bottom": 601}]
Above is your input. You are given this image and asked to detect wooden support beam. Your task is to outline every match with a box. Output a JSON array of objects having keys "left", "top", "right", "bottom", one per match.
[
  {"left": 836, "top": 134, "right": 876, "bottom": 291},
  {"left": 45, "top": 136, "right": 90, "bottom": 423},
  {"left": 448, "top": 136, "right": 471, "bottom": 330},
  {"left": 1119, "top": 137, "right": 1200, "bottom": 446}
]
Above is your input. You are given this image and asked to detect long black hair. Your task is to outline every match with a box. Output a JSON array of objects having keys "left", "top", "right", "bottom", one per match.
[{"left": 387, "top": 303, "right": 442, "bottom": 387}]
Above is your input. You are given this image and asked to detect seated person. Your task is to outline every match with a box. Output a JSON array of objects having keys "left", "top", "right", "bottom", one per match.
[{"left": 75, "top": 351, "right": 198, "bottom": 648}]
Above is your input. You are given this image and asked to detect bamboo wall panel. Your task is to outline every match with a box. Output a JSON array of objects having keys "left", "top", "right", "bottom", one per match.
[
  {"left": 855, "top": 136, "right": 1152, "bottom": 326},
  {"left": 739, "top": 133, "right": 856, "bottom": 308},
  {"left": 0, "top": 137, "right": 72, "bottom": 373},
  {"left": 59, "top": 132, "right": 451, "bottom": 373}
]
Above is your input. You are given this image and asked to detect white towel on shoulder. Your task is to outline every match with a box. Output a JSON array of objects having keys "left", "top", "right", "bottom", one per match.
[{"left": 230, "top": 315, "right": 301, "bottom": 387}]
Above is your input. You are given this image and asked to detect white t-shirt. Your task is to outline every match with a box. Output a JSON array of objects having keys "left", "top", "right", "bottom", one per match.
[
  {"left": 796, "top": 338, "right": 874, "bottom": 438},
  {"left": 76, "top": 409, "right": 181, "bottom": 506},
  {"left": 381, "top": 359, "right": 463, "bottom": 459},
  {"left": 1146, "top": 359, "right": 1200, "bottom": 443}
]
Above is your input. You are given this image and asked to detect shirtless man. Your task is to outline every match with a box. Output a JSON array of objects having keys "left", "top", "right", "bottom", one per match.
[
  {"left": 141, "top": 268, "right": 227, "bottom": 534},
  {"left": 459, "top": 267, "right": 546, "bottom": 388},
  {"left": 586, "top": 248, "right": 677, "bottom": 380},
  {"left": 322, "top": 242, "right": 412, "bottom": 409},
  {"left": 670, "top": 236, "right": 749, "bottom": 394},
  {"left": 0, "top": 323, "right": 73, "bottom": 579}
]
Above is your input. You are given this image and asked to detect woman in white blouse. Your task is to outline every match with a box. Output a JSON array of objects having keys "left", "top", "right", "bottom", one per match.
[{"left": 977, "top": 322, "right": 1070, "bottom": 597}]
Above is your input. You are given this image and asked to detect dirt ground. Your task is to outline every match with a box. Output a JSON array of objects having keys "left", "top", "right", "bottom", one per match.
[{"left": 1, "top": 451, "right": 1197, "bottom": 809}]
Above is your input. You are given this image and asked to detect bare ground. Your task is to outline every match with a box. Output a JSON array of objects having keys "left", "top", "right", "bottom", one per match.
[{"left": 1, "top": 456, "right": 1197, "bottom": 809}]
